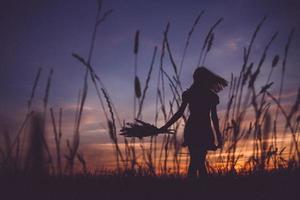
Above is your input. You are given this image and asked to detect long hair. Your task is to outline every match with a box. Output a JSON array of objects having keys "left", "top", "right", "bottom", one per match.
[{"left": 192, "top": 67, "right": 228, "bottom": 92}]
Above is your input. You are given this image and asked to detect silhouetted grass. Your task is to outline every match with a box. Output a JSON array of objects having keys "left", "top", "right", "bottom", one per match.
[
  {"left": 1, "top": 0, "right": 299, "bottom": 180},
  {"left": 1, "top": 168, "right": 300, "bottom": 200}
]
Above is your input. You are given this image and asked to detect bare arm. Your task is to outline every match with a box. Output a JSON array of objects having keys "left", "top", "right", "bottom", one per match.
[
  {"left": 211, "top": 105, "right": 223, "bottom": 147},
  {"left": 159, "top": 101, "right": 188, "bottom": 132}
]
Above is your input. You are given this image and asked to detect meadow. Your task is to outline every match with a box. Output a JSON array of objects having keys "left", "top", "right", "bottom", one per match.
[
  {"left": 0, "top": 0, "right": 300, "bottom": 199},
  {"left": 1, "top": 168, "right": 300, "bottom": 200}
]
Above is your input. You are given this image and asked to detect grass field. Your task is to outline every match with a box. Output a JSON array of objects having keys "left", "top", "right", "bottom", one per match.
[
  {"left": 1, "top": 1, "right": 300, "bottom": 199},
  {"left": 1, "top": 168, "right": 300, "bottom": 200}
]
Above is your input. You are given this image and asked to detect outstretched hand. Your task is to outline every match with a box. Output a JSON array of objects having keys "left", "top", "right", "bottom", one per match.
[{"left": 157, "top": 126, "right": 168, "bottom": 133}]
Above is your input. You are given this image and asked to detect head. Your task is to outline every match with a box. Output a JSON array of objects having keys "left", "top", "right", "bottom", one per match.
[{"left": 193, "top": 67, "right": 228, "bottom": 92}]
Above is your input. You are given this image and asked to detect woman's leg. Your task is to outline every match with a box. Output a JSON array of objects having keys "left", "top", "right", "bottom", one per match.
[
  {"left": 198, "top": 149, "right": 208, "bottom": 176},
  {"left": 187, "top": 145, "right": 197, "bottom": 177}
]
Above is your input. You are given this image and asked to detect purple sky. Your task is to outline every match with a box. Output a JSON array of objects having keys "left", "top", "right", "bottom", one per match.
[{"left": 1, "top": 0, "right": 300, "bottom": 146}]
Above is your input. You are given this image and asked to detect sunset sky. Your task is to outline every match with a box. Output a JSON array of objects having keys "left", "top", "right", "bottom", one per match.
[{"left": 1, "top": 0, "right": 300, "bottom": 170}]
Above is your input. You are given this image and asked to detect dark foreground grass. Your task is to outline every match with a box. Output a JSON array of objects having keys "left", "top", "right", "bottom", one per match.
[{"left": 1, "top": 168, "right": 300, "bottom": 200}]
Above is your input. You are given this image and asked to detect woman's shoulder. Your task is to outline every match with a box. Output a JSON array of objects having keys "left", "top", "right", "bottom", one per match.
[
  {"left": 183, "top": 88, "right": 191, "bottom": 95},
  {"left": 209, "top": 90, "right": 219, "bottom": 105},
  {"left": 182, "top": 88, "right": 192, "bottom": 102}
]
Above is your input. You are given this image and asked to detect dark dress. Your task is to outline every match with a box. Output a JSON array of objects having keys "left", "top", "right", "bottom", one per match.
[{"left": 182, "top": 84, "right": 219, "bottom": 150}]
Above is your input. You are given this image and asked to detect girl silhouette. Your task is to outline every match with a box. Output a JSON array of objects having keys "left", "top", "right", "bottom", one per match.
[{"left": 159, "top": 67, "right": 227, "bottom": 177}]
